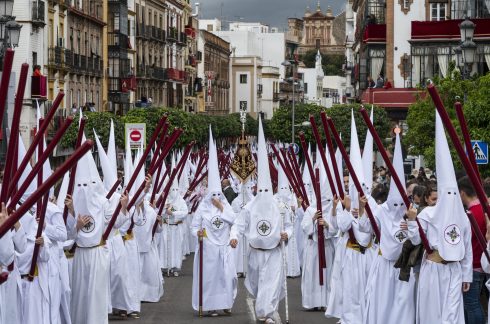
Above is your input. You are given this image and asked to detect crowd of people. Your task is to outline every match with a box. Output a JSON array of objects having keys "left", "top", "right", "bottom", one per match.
[{"left": 0, "top": 106, "right": 490, "bottom": 324}]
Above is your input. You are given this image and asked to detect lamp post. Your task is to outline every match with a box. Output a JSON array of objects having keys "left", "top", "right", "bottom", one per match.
[
  {"left": 456, "top": 17, "right": 476, "bottom": 80},
  {"left": 282, "top": 60, "right": 297, "bottom": 144},
  {"left": 0, "top": 0, "right": 21, "bottom": 161}
]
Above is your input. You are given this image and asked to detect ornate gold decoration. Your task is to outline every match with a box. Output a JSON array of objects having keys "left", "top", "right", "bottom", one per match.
[{"left": 230, "top": 134, "right": 256, "bottom": 182}]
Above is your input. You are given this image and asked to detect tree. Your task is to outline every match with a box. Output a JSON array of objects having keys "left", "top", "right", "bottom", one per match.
[
  {"left": 268, "top": 103, "right": 390, "bottom": 150},
  {"left": 405, "top": 69, "right": 490, "bottom": 176},
  {"left": 300, "top": 50, "right": 345, "bottom": 76}
]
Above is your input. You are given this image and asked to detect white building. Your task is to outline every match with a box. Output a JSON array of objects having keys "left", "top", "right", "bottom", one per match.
[
  {"left": 229, "top": 22, "right": 269, "bottom": 33},
  {"left": 322, "top": 76, "right": 346, "bottom": 108},
  {"left": 230, "top": 56, "right": 263, "bottom": 118},
  {"left": 12, "top": 0, "right": 47, "bottom": 145},
  {"left": 198, "top": 19, "right": 223, "bottom": 32},
  {"left": 298, "top": 51, "right": 324, "bottom": 106}
]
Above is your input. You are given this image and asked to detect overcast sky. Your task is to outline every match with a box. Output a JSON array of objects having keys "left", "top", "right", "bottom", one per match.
[{"left": 191, "top": 0, "right": 345, "bottom": 30}]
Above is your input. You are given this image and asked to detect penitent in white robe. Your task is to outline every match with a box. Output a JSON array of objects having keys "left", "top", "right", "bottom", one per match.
[
  {"left": 407, "top": 206, "right": 472, "bottom": 324},
  {"left": 133, "top": 201, "right": 164, "bottom": 302},
  {"left": 359, "top": 201, "right": 415, "bottom": 324},
  {"left": 191, "top": 200, "right": 237, "bottom": 311},
  {"left": 158, "top": 196, "right": 188, "bottom": 270},
  {"left": 230, "top": 196, "right": 293, "bottom": 319},
  {"left": 480, "top": 243, "right": 490, "bottom": 324},
  {"left": 301, "top": 204, "right": 337, "bottom": 309}
]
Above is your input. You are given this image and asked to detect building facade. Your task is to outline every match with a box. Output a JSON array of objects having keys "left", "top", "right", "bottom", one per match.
[
  {"left": 350, "top": 0, "right": 490, "bottom": 120},
  {"left": 230, "top": 56, "right": 262, "bottom": 118},
  {"left": 197, "top": 29, "right": 230, "bottom": 115},
  {"left": 291, "top": 2, "right": 346, "bottom": 56}
]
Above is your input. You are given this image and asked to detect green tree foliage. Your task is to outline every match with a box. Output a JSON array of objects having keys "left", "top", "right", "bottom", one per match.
[
  {"left": 268, "top": 103, "right": 390, "bottom": 150},
  {"left": 405, "top": 70, "right": 490, "bottom": 176},
  {"left": 60, "top": 108, "right": 261, "bottom": 150},
  {"left": 301, "top": 50, "right": 345, "bottom": 76}
]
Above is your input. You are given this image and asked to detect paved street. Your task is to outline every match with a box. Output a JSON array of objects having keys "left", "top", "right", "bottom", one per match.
[{"left": 110, "top": 254, "right": 339, "bottom": 324}]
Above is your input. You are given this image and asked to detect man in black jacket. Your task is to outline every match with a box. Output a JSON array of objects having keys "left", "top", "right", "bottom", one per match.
[{"left": 222, "top": 179, "right": 237, "bottom": 204}]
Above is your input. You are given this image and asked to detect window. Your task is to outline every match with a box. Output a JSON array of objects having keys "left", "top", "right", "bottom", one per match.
[
  {"left": 32, "top": 52, "right": 37, "bottom": 67},
  {"left": 239, "top": 101, "right": 248, "bottom": 111},
  {"left": 303, "top": 82, "right": 308, "bottom": 94},
  {"left": 430, "top": 3, "right": 446, "bottom": 21},
  {"left": 240, "top": 74, "right": 248, "bottom": 84},
  {"left": 207, "top": 24, "right": 213, "bottom": 32},
  {"left": 316, "top": 39, "right": 321, "bottom": 49}
]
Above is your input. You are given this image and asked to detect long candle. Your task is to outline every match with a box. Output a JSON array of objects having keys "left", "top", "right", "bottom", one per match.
[
  {"left": 309, "top": 115, "right": 338, "bottom": 198},
  {"left": 359, "top": 107, "right": 432, "bottom": 254},
  {"left": 8, "top": 92, "right": 64, "bottom": 198},
  {"left": 326, "top": 117, "right": 381, "bottom": 240},
  {"left": 320, "top": 112, "right": 344, "bottom": 199},
  {"left": 9, "top": 117, "right": 74, "bottom": 209},
  {"left": 1, "top": 63, "right": 28, "bottom": 204},
  {"left": 0, "top": 141, "right": 94, "bottom": 238},
  {"left": 62, "top": 117, "right": 86, "bottom": 223},
  {"left": 454, "top": 102, "right": 481, "bottom": 182},
  {"left": 0, "top": 49, "right": 15, "bottom": 130}
]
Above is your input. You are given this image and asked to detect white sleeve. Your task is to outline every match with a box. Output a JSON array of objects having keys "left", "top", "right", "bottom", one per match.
[
  {"left": 230, "top": 208, "right": 250, "bottom": 241},
  {"left": 461, "top": 224, "right": 473, "bottom": 283},
  {"left": 407, "top": 219, "right": 425, "bottom": 246},
  {"left": 481, "top": 243, "right": 490, "bottom": 273},
  {"left": 0, "top": 230, "right": 14, "bottom": 266}
]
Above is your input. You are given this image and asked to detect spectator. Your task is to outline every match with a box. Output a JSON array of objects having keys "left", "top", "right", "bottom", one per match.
[
  {"left": 367, "top": 76, "right": 375, "bottom": 88},
  {"left": 484, "top": 178, "right": 490, "bottom": 204},
  {"left": 375, "top": 75, "right": 384, "bottom": 88},
  {"left": 412, "top": 185, "right": 426, "bottom": 211},
  {"left": 33, "top": 65, "right": 43, "bottom": 76},
  {"left": 458, "top": 175, "right": 486, "bottom": 324},
  {"left": 71, "top": 103, "right": 78, "bottom": 115},
  {"left": 383, "top": 78, "right": 392, "bottom": 89},
  {"left": 421, "top": 184, "right": 438, "bottom": 207}
]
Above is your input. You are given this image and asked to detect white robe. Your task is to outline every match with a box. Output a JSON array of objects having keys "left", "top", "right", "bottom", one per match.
[
  {"left": 359, "top": 202, "right": 416, "bottom": 324},
  {"left": 301, "top": 205, "right": 336, "bottom": 309},
  {"left": 280, "top": 200, "right": 300, "bottom": 278},
  {"left": 158, "top": 196, "right": 188, "bottom": 270},
  {"left": 15, "top": 215, "right": 51, "bottom": 324},
  {"left": 328, "top": 209, "right": 374, "bottom": 324},
  {"left": 191, "top": 200, "right": 237, "bottom": 311},
  {"left": 231, "top": 194, "right": 251, "bottom": 274},
  {"left": 44, "top": 203, "right": 68, "bottom": 324},
  {"left": 407, "top": 214, "right": 472, "bottom": 324},
  {"left": 230, "top": 197, "right": 293, "bottom": 319},
  {"left": 133, "top": 202, "right": 164, "bottom": 302}
]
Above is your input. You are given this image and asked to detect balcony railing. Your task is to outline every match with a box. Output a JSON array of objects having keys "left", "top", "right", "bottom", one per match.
[
  {"left": 32, "top": 1, "right": 46, "bottom": 27},
  {"left": 167, "top": 28, "right": 177, "bottom": 42},
  {"left": 48, "top": 46, "right": 64, "bottom": 68},
  {"left": 31, "top": 76, "right": 47, "bottom": 98},
  {"left": 64, "top": 49, "right": 73, "bottom": 68}
]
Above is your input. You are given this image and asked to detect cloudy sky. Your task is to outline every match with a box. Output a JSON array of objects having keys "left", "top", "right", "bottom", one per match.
[{"left": 191, "top": 0, "right": 345, "bottom": 30}]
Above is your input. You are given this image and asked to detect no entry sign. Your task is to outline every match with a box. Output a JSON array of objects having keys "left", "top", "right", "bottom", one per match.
[{"left": 125, "top": 123, "right": 146, "bottom": 149}]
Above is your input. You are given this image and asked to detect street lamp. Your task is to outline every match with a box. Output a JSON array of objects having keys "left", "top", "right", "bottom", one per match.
[
  {"left": 5, "top": 20, "right": 21, "bottom": 48},
  {"left": 282, "top": 59, "right": 296, "bottom": 144},
  {"left": 457, "top": 17, "right": 476, "bottom": 79}
]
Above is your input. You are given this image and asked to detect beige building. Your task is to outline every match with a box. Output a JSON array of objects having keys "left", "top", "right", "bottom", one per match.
[
  {"left": 229, "top": 56, "right": 262, "bottom": 118},
  {"left": 290, "top": 2, "right": 345, "bottom": 56},
  {"left": 46, "top": 0, "right": 105, "bottom": 112},
  {"left": 197, "top": 30, "right": 230, "bottom": 115}
]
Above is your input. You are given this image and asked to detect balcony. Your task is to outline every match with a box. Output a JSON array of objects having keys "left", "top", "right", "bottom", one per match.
[
  {"left": 178, "top": 32, "right": 187, "bottom": 45},
  {"left": 363, "top": 24, "right": 386, "bottom": 43},
  {"left": 73, "top": 53, "right": 80, "bottom": 71},
  {"left": 32, "top": 1, "right": 46, "bottom": 27},
  {"left": 136, "top": 64, "right": 146, "bottom": 78},
  {"left": 186, "top": 55, "right": 197, "bottom": 68},
  {"left": 167, "top": 28, "right": 177, "bottom": 42},
  {"left": 31, "top": 76, "right": 47, "bottom": 99},
  {"left": 167, "top": 68, "right": 185, "bottom": 81},
  {"left": 80, "top": 55, "right": 87, "bottom": 72},
  {"left": 64, "top": 49, "right": 73, "bottom": 68},
  {"left": 153, "top": 67, "right": 167, "bottom": 81},
  {"left": 48, "top": 46, "right": 64, "bottom": 69},
  {"left": 196, "top": 51, "right": 202, "bottom": 62},
  {"left": 411, "top": 18, "right": 490, "bottom": 41},
  {"left": 360, "top": 88, "right": 424, "bottom": 109}
]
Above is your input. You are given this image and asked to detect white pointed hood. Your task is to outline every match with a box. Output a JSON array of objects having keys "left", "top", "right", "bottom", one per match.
[
  {"left": 167, "top": 153, "right": 181, "bottom": 202},
  {"left": 348, "top": 109, "right": 366, "bottom": 209},
  {"left": 207, "top": 126, "right": 222, "bottom": 195},
  {"left": 57, "top": 172, "right": 70, "bottom": 210},
  {"left": 18, "top": 134, "right": 37, "bottom": 201},
  {"left": 362, "top": 107, "right": 374, "bottom": 193},
  {"left": 36, "top": 102, "right": 54, "bottom": 197},
  {"left": 243, "top": 115, "right": 282, "bottom": 250},
  {"left": 94, "top": 129, "right": 117, "bottom": 192},
  {"left": 124, "top": 133, "right": 133, "bottom": 188},
  {"left": 384, "top": 132, "right": 406, "bottom": 213},
  {"left": 419, "top": 111, "right": 469, "bottom": 261},
  {"left": 276, "top": 163, "right": 291, "bottom": 200},
  {"left": 107, "top": 119, "right": 118, "bottom": 178},
  {"left": 256, "top": 116, "right": 272, "bottom": 193}
]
